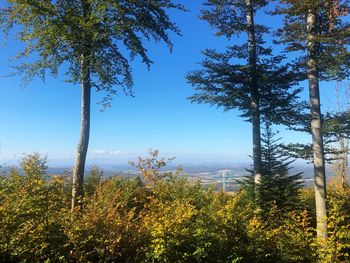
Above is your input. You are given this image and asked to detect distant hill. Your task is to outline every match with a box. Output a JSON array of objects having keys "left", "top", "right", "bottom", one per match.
[{"left": 1, "top": 162, "right": 336, "bottom": 181}]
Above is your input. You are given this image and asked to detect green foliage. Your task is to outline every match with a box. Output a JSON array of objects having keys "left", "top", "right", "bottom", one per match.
[
  {"left": 283, "top": 111, "right": 350, "bottom": 163},
  {"left": 244, "top": 210, "right": 316, "bottom": 263},
  {"left": 21, "top": 153, "right": 48, "bottom": 178},
  {"left": 274, "top": 0, "right": 350, "bottom": 81},
  {"left": 187, "top": 1, "right": 305, "bottom": 125},
  {"left": 319, "top": 181, "right": 350, "bottom": 262},
  {"left": 0, "top": 0, "right": 184, "bottom": 106},
  {"left": 66, "top": 176, "right": 150, "bottom": 262},
  {"left": 200, "top": 0, "right": 268, "bottom": 38},
  {"left": 0, "top": 154, "right": 69, "bottom": 262},
  {"left": 145, "top": 180, "right": 225, "bottom": 262},
  {"left": 1, "top": 152, "right": 350, "bottom": 262},
  {"left": 240, "top": 123, "right": 304, "bottom": 215},
  {"left": 84, "top": 165, "right": 103, "bottom": 196}
]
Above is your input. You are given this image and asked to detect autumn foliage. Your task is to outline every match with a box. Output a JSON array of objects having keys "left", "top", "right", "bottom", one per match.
[{"left": 1, "top": 153, "right": 350, "bottom": 262}]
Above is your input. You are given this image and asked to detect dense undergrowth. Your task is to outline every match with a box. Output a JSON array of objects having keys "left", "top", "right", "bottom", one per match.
[{"left": 1, "top": 154, "right": 350, "bottom": 263}]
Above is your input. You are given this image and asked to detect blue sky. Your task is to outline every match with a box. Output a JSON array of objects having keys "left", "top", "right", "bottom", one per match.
[{"left": 0, "top": 1, "right": 345, "bottom": 167}]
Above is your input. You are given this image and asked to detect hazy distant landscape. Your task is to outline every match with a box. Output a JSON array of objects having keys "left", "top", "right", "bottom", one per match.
[
  {"left": 1, "top": 0, "right": 350, "bottom": 262},
  {"left": 1, "top": 161, "right": 335, "bottom": 191}
]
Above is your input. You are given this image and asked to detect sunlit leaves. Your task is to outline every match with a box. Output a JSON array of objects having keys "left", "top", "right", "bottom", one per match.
[{"left": 0, "top": 0, "right": 184, "bottom": 106}]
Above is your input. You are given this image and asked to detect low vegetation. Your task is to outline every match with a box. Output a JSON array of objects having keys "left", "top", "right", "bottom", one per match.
[{"left": 1, "top": 153, "right": 349, "bottom": 263}]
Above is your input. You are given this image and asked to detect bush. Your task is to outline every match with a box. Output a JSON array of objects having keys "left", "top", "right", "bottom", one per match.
[
  {"left": 0, "top": 154, "right": 69, "bottom": 262},
  {"left": 1, "top": 152, "right": 350, "bottom": 262},
  {"left": 319, "top": 181, "right": 350, "bottom": 262},
  {"left": 66, "top": 177, "right": 150, "bottom": 262}
]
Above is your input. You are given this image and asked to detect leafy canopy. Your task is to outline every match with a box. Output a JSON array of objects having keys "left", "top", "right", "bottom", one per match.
[{"left": 1, "top": 0, "right": 184, "bottom": 106}]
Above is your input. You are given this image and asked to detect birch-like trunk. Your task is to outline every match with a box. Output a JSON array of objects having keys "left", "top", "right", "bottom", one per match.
[
  {"left": 71, "top": 55, "right": 91, "bottom": 211},
  {"left": 338, "top": 138, "right": 348, "bottom": 188},
  {"left": 307, "top": 8, "right": 327, "bottom": 240},
  {"left": 246, "top": 0, "right": 262, "bottom": 201}
]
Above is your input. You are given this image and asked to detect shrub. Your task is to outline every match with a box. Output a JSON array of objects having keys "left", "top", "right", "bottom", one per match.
[
  {"left": 66, "top": 177, "right": 150, "bottom": 262},
  {"left": 2, "top": 152, "right": 350, "bottom": 263},
  {"left": 0, "top": 154, "right": 69, "bottom": 262}
]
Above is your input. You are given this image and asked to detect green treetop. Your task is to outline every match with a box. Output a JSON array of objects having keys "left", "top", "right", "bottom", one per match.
[
  {"left": 187, "top": 0, "right": 305, "bottom": 202},
  {"left": 1, "top": 0, "right": 184, "bottom": 210},
  {"left": 240, "top": 122, "right": 304, "bottom": 216}
]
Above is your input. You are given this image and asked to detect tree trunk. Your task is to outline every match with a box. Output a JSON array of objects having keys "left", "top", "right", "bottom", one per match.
[
  {"left": 339, "top": 137, "right": 348, "bottom": 188},
  {"left": 307, "top": 8, "right": 328, "bottom": 240},
  {"left": 335, "top": 84, "right": 348, "bottom": 188},
  {"left": 71, "top": 55, "right": 91, "bottom": 211},
  {"left": 246, "top": 0, "right": 262, "bottom": 202}
]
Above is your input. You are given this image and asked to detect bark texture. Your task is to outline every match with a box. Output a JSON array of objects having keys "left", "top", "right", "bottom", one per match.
[
  {"left": 71, "top": 55, "right": 91, "bottom": 211},
  {"left": 246, "top": 0, "right": 262, "bottom": 200},
  {"left": 307, "top": 8, "right": 328, "bottom": 240},
  {"left": 71, "top": 0, "right": 92, "bottom": 211}
]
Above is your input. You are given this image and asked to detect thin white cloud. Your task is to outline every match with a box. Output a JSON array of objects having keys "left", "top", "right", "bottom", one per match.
[
  {"left": 92, "top": 149, "right": 121, "bottom": 156},
  {"left": 93, "top": 150, "right": 109, "bottom": 155}
]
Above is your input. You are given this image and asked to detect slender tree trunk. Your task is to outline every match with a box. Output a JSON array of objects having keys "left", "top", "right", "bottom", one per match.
[
  {"left": 335, "top": 84, "right": 349, "bottom": 188},
  {"left": 307, "top": 8, "right": 327, "bottom": 240},
  {"left": 338, "top": 138, "right": 348, "bottom": 188},
  {"left": 71, "top": 55, "right": 91, "bottom": 211},
  {"left": 246, "top": 0, "right": 262, "bottom": 201}
]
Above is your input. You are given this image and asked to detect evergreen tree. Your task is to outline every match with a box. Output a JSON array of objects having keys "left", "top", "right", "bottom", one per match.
[
  {"left": 0, "top": 0, "right": 184, "bottom": 210},
  {"left": 274, "top": 0, "right": 350, "bottom": 239},
  {"left": 285, "top": 110, "right": 350, "bottom": 163},
  {"left": 240, "top": 122, "right": 303, "bottom": 216},
  {"left": 187, "top": 0, "right": 304, "bottom": 200}
]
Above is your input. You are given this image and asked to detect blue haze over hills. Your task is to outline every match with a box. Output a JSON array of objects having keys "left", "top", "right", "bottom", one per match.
[{"left": 1, "top": 161, "right": 337, "bottom": 191}]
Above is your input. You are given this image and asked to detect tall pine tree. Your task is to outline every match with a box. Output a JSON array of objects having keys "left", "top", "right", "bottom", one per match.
[
  {"left": 187, "top": 0, "right": 304, "bottom": 201},
  {"left": 274, "top": 0, "right": 350, "bottom": 239}
]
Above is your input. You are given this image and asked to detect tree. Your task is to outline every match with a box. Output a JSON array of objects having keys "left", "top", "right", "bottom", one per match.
[
  {"left": 129, "top": 149, "right": 175, "bottom": 186},
  {"left": 84, "top": 165, "right": 103, "bottom": 197},
  {"left": 313, "top": 82, "right": 350, "bottom": 188},
  {"left": 21, "top": 153, "right": 48, "bottom": 178},
  {"left": 0, "top": 153, "right": 69, "bottom": 262},
  {"left": 187, "top": 0, "right": 304, "bottom": 201},
  {"left": 240, "top": 122, "right": 304, "bottom": 217},
  {"left": 332, "top": 83, "right": 350, "bottom": 188},
  {"left": 274, "top": 0, "right": 350, "bottom": 239},
  {"left": 284, "top": 110, "right": 350, "bottom": 164},
  {"left": 0, "top": 0, "right": 184, "bottom": 210}
]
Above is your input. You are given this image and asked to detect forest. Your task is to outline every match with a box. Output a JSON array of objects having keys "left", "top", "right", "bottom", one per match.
[{"left": 0, "top": 0, "right": 350, "bottom": 262}]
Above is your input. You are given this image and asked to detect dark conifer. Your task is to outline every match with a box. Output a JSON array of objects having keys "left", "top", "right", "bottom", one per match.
[
  {"left": 240, "top": 122, "right": 303, "bottom": 216},
  {"left": 187, "top": 0, "right": 305, "bottom": 201}
]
